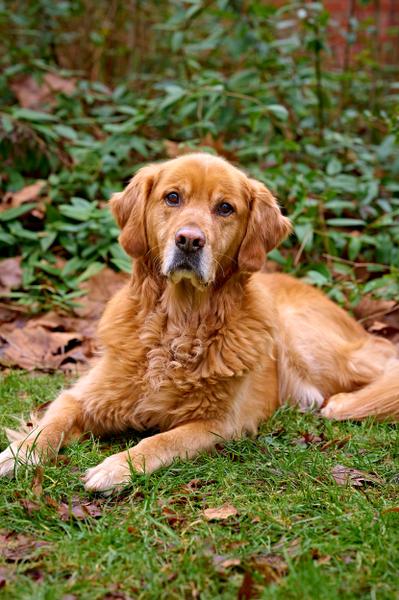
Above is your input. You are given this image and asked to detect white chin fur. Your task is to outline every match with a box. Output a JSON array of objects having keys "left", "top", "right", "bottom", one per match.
[{"left": 169, "top": 269, "right": 207, "bottom": 289}]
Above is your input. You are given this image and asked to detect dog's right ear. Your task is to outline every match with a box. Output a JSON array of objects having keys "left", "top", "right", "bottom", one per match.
[{"left": 110, "top": 164, "right": 158, "bottom": 258}]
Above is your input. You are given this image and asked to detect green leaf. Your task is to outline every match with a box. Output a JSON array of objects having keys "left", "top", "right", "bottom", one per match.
[
  {"left": 39, "top": 231, "right": 57, "bottom": 252},
  {"left": 326, "top": 218, "right": 366, "bottom": 227},
  {"left": 53, "top": 125, "right": 78, "bottom": 140},
  {"left": 0, "top": 203, "right": 37, "bottom": 222},
  {"left": 75, "top": 262, "right": 105, "bottom": 283},
  {"left": 326, "top": 157, "right": 342, "bottom": 176},
  {"left": 11, "top": 108, "right": 58, "bottom": 122},
  {"left": 348, "top": 236, "right": 362, "bottom": 261},
  {"left": 265, "top": 104, "right": 289, "bottom": 120},
  {"left": 303, "top": 270, "right": 329, "bottom": 287}
]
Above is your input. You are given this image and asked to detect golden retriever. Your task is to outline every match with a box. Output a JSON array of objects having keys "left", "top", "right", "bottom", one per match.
[{"left": 1, "top": 153, "right": 398, "bottom": 491}]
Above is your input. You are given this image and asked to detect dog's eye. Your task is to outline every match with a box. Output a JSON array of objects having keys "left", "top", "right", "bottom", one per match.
[
  {"left": 165, "top": 192, "right": 180, "bottom": 207},
  {"left": 216, "top": 202, "right": 234, "bottom": 217}
]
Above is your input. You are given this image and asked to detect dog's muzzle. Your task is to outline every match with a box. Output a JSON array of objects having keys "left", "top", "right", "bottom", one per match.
[{"left": 164, "top": 226, "right": 209, "bottom": 286}]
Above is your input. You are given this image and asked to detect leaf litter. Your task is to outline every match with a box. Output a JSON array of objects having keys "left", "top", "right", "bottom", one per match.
[
  {"left": 0, "top": 267, "right": 127, "bottom": 372},
  {"left": 331, "top": 464, "right": 383, "bottom": 487}
]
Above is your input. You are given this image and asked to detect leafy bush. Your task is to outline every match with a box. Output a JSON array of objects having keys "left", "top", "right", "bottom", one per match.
[{"left": 0, "top": 0, "right": 398, "bottom": 311}]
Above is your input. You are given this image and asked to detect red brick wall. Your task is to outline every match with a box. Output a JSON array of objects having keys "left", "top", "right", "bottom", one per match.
[{"left": 325, "top": 0, "right": 399, "bottom": 67}]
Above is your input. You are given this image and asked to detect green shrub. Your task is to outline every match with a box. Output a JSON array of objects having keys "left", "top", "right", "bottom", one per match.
[{"left": 0, "top": 0, "right": 398, "bottom": 310}]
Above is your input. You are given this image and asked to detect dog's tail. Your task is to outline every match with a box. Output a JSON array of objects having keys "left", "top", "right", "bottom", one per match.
[{"left": 322, "top": 359, "right": 399, "bottom": 421}]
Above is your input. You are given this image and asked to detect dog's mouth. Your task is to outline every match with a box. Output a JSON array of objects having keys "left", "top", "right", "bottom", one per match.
[{"left": 165, "top": 250, "right": 207, "bottom": 288}]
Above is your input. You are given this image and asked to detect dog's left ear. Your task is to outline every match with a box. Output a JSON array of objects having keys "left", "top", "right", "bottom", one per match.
[
  {"left": 238, "top": 178, "right": 292, "bottom": 272},
  {"left": 110, "top": 164, "right": 158, "bottom": 257}
]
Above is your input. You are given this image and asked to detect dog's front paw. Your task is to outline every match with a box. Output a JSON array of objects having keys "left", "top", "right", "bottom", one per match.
[
  {"left": 83, "top": 451, "right": 133, "bottom": 493},
  {"left": 0, "top": 443, "right": 40, "bottom": 477}
]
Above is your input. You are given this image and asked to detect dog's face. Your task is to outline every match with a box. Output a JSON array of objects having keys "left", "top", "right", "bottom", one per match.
[{"left": 111, "top": 154, "right": 291, "bottom": 288}]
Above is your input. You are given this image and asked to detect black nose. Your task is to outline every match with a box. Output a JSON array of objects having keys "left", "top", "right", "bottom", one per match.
[{"left": 175, "top": 227, "right": 206, "bottom": 253}]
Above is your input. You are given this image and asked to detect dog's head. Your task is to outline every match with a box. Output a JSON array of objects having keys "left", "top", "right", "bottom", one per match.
[{"left": 111, "top": 153, "right": 291, "bottom": 288}]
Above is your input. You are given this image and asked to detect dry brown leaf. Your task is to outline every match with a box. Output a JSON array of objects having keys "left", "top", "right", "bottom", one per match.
[
  {"left": 368, "top": 320, "right": 389, "bottom": 332},
  {"left": 203, "top": 503, "right": 238, "bottom": 521},
  {"left": 0, "top": 322, "right": 83, "bottom": 371},
  {"left": 381, "top": 507, "right": 399, "bottom": 514},
  {"left": 331, "top": 464, "right": 382, "bottom": 487},
  {"left": 0, "top": 530, "right": 50, "bottom": 562},
  {"left": 0, "top": 268, "right": 127, "bottom": 371},
  {"left": 2, "top": 181, "right": 45, "bottom": 209},
  {"left": 161, "top": 506, "right": 186, "bottom": 528},
  {"left": 212, "top": 555, "right": 241, "bottom": 572},
  {"left": 75, "top": 267, "right": 128, "bottom": 320},
  {"left": 319, "top": 435, "right": 351, "bottom": 451},
  {"left": 237, "top": 571, "right": 254, "bottom": 600},
  {"left": 57, "top": 497, "right": 104, "bottom": 521},
  {"left": 0, "top": 258, "right": 22, "bottom": 294},
  {"left": 10, "top": 74, "right": 75, "bottom": 109},
  {"left": 32, "top": 466, "right": 44, "bottom": 497},
  {"left": 354, "top": 296, "right": 397, "bottom": 325},
  {"left": 252, "top": 554, "right": 288, "bottom": 582},
  {"left": 293, "top": 431, "right": 324, "bottom": 446},
  {"left": 19, "top": 498, "right": 41, "bottom": 516}
]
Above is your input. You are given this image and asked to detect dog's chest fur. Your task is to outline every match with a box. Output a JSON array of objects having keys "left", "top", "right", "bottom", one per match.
[{"left": 96, "top": 277, "right": 272, "bottom": 432}]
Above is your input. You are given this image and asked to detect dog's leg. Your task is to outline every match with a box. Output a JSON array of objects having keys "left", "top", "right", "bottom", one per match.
[
  {"left": 0, "top": 390, "right": 84, "bottom": 477},
  {"left": 0, "top": 361, "right": 113, "bottom": 477},
  {"left": 84, "top": 420, "right": 234, "bottom": 492},
  {"left": 321, "top": 363, "right": 399, "bottom": 421}
]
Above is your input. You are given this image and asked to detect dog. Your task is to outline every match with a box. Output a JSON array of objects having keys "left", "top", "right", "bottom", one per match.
[{"left": 1, "top": 153, "right": 398, "bottom": 492}]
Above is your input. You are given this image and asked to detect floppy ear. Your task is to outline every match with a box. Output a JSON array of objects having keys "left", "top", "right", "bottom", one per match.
[
  {"left": 238, "top": 178, "right": 292, "bottom": 272},
  {"left": 110, "top": 164, "right": 158, "bottom": 257}
]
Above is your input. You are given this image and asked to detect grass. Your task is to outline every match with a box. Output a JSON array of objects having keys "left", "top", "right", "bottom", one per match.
[{"left": 0, "top": 371, "right": 398, "bottom": 599}]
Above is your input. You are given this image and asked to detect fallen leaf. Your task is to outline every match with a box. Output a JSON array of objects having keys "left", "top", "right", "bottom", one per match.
[
  {"left": 75, "top": 268, "right": 128, "bottom": 320},
  {"left": 0, "top": 530, "right": 50, "bottom": 562},
  {"left": 44, "top": 496, "right": 59, "bottom": 509},
  {"left": 19, "top": 499, "right": 41, "bottom": 516},
  {"left": 0, "top": 322, "right": 83, "bottom": 372},
  {"left": 57, "top": 497, "right": 104, "bottom": 521},
  {"left": 354, "top": 296, "right": 397, "bottom": 326},
  {"left": 381, "top": 507, "right": 399, "bottom": 514},
  {"left": 10, "top": 73, "right": 75, "bottom": 109},
  {"left": 2, "top": 181, "right": 45, "bottom": 210},
  {"left": 237, "top": 571, "right": 254, "bottom": 600},
  {"left": 0, "top": 267, "right": 127, "bottom": 372},
  {"left": 161, "top": 506, "right": 186, "bottom": 528},
  {"left": 331, "top": 464, "right": 382, "bottom": 487},
  {"left": 32, "top": 466, "right": 44, "bottom": 497},
  {"left": 251, "top": 554, "right": 288, "bottom": 582},
  {"left": 0, "top": 258, "right": 22, "bottom": 294},
  {"left": 212, "top": 555, "right": 241, "bottom": 572},
  {"left": 180, "top": 478, "right": 216, "bottom": 494},
  {"left": 319, "top": 435, "right": 351, "bottom": 451},
  {"left": 0, "top": 304, "right": 24, "bottom": 324},
  {"left": 203, "top": 503, "right": 238, "bottom": 521},
  {"left": 293, "top": 431, "right": 324, "bottom": 446}
]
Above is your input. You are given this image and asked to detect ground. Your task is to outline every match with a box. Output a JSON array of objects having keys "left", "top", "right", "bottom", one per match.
[{"left": 0, "top": 371, "right": 398, "bottom": 599}]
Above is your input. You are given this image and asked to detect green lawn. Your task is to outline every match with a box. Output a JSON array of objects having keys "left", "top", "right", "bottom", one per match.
[{"left": 0, "top": 371, "right": 398, "bottom": 599}]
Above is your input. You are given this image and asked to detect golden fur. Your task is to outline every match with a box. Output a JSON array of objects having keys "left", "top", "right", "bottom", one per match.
[{"left": 1, "top": 153, "right": 398, "bottom": 491}]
